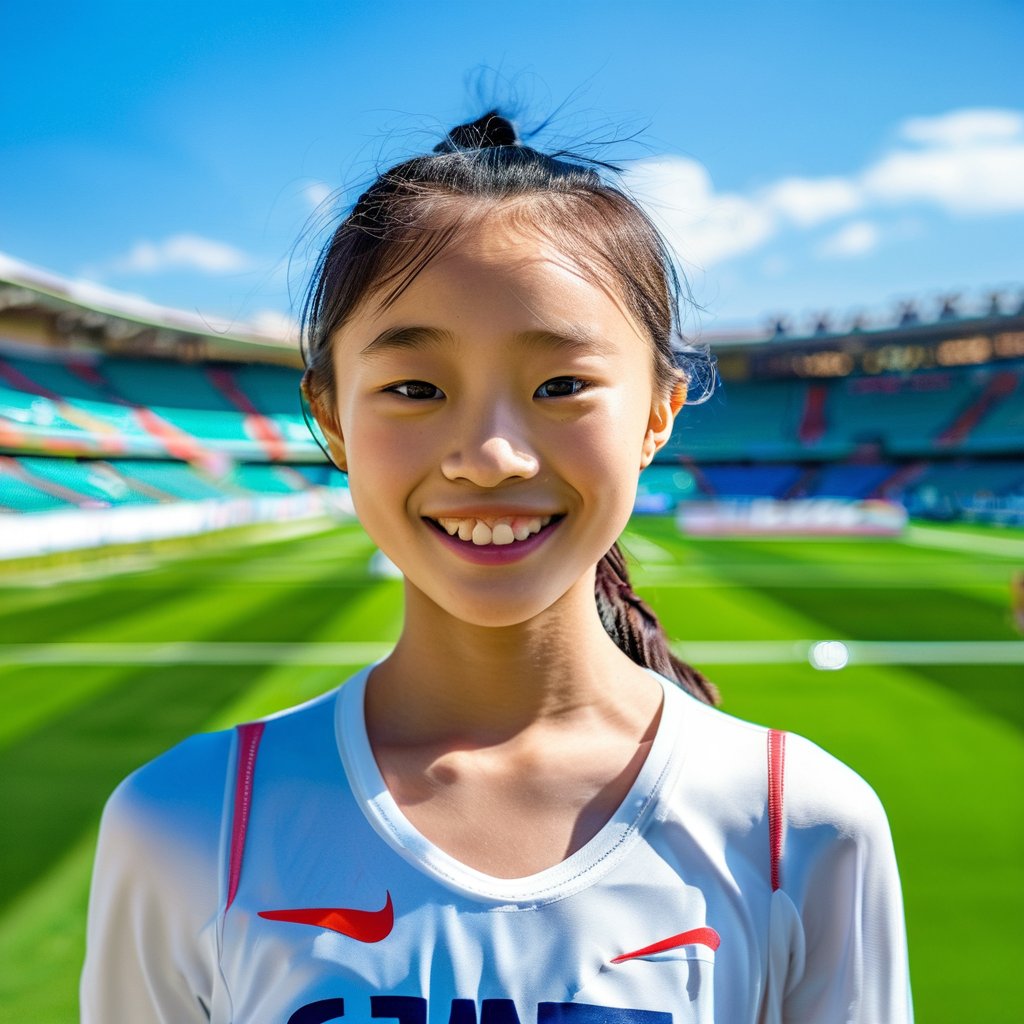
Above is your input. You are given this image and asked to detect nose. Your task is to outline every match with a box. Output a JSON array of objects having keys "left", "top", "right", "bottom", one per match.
[{"left": 440, "top": 403, "right": 540, "bottom": 486}]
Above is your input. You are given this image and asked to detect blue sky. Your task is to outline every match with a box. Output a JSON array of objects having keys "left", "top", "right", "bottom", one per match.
[{"left": 2, "top": 0, "right": 1022, "bottom": 338}]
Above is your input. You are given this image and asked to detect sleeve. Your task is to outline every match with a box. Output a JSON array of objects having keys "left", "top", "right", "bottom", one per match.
[
  {"left": 771, "top": 733, "right": 914, "bottom": 1024},
  {"left": 80, "top": 730, "right": 233, "bottom": 1024}
]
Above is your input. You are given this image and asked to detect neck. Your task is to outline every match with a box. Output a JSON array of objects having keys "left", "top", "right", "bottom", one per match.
[{"left": 365, "top": 574, "right": 654, "bottom": 747}]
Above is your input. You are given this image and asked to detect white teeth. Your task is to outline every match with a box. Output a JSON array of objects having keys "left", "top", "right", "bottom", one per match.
[
  {"left": 434, "top": 514, "right": 557, "bottom": 546},
  {"left": 491, "top": 523, "right": 515, "bottom": 545}
]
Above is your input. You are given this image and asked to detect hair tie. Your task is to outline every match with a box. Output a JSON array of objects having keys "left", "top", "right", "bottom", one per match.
[{"left": 434, "top": 111, "right": 518, "bottom": 153}]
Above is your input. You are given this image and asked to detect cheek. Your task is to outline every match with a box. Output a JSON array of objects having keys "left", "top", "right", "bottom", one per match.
[
  {"left": 344, "top": 407, "right": 435, "bottom": 479},
  {"left": 569, "top": 393, "right": 651, "bottom": 470},
  {"left": 342, "top": 420, "right": 414, "bottom": 518}
]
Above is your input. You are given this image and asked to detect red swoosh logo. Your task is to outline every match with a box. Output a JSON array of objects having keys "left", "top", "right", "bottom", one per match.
[
  {"left": 258, "top": 891, "right": 394, "bottom": 942},
  {"left": 611, "top": 926, "right": 721, "bottom": 964}
]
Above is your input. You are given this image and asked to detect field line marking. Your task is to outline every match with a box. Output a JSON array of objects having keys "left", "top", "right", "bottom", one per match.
[
  {"left": 0, "top": 642, "right": 395, "bottom": 665},
  {"left": 1, "top": 640, "right": 1020, "bottom": 666},
  {"left": 673, "top": 640, "right": 1024, "bottom": 664}
]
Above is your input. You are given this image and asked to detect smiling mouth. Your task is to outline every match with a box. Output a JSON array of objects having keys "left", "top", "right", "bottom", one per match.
[{"left": 425, "top": 514, "right": 563, "bottom": 547}]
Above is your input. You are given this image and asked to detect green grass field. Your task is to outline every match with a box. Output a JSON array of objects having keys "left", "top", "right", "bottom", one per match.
[{"left": 1, "top": 516, "right": 1021, "bottom": 1022}]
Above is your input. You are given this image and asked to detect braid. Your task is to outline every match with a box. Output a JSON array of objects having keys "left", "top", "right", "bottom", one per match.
[{"left": 595, "top": 543, "right": 719, "bottom": 706}]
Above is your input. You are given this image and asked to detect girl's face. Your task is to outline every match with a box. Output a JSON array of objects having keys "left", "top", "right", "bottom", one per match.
[{"left": 321, "top": 213, "right": 679, "bottom": 628}]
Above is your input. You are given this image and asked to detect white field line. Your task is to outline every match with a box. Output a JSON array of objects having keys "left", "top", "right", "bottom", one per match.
[
  {"left": 904, "top": 525, "right": 1024, "bottom": 558},
  {"left": 0, "top": 640, "right": 1020, "bottom": 666},
  {"left": 674, "top": 641, "right": 1024, "bottom": 665},
  {"left": 635, "top": 566, "right": 1013, "bottom": 587},
  {"left": 0, "top": 642, "right": 395, "bottom": 665}
]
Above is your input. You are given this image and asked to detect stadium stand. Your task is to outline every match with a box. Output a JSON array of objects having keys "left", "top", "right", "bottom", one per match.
[{"left": 699, "top": 463, "right": 805, "bottom": 499}]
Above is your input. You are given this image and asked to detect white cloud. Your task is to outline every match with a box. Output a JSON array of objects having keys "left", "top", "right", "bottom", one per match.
[
  {"left": 762, "top": 176, "right": 863, "bottom": 227},
  {"left": 817, "top": 221, "right": 881, "bottom": 258},
  {"left": 248, "top": 309, "right": 299, "bottom": 342},
  {"left": 112, "top": 234, "right": 251, "bottom": 275},
  {"left": 622, "top": 106, "right": 1024, "bottom": 270},
  {"left": 899, "top": 108, "right": 1024, "bottom": 147},
  {"left": 862, "top": 138, "right": 1024, "bottom": 214},
  {"left": 625, "top": 157, "right": 776, "bottom": 268}
]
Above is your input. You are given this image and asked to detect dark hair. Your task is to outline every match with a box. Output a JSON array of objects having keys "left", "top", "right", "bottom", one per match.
[{"left": 300, "top": 110, "right": 718, "bottom": 706}]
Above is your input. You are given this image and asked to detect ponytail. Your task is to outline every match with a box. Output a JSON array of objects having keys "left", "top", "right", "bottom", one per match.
[{"left": 595, "top": 543, "right": 719, "bottom": 706}]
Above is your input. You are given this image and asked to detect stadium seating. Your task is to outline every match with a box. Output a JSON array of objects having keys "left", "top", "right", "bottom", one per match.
[
  {"left": 229, "top": 362, "right": 303, "bottom": 415},
  {"left": 698, "top": 463, "right": 805, "bottom": 498},
  {"left": 16, "top": 455, "right": 157, "bottom": 506},
  {"left": 667, "top": 379, "right": 811, "bottom": 461},
  {"left": 1, "top": 356, "right": 109, "bottom": 403},
  {"left": 960, "top": 369, "right": 1023, "bottom": 454},
  {"left": 805, "top": 463, "right": 897, "bottom": 498}
]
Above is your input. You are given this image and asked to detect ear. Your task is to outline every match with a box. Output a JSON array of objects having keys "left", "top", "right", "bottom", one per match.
[
  {"left": 301, "top": 374, "right": 348, "bottom": 473},
  {"left": 640, "top": 377, "right": 686, "bottom": 469}
]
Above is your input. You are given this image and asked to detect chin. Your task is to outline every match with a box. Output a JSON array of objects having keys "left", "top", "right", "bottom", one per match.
[{"left": 408, "top": 575, "right": 586, "bottom": 632}]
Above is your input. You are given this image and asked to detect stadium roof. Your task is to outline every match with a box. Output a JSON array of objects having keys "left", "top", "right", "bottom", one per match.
[{"left": 0, "top": 252, "right": 301, "bottom": 366}]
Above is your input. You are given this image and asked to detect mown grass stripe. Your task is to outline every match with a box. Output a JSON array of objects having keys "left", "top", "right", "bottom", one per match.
[
  {"left": 905, "top": 523, "right": 1024, "bottom": 557},
  {"left": 0, "top": 533, "right": 378, "bottom": 746},
  {"left": 0, "top": 663, "right": 259, "bottom": 911}
]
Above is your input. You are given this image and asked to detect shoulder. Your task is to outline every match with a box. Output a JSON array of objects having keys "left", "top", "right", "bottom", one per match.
[
  {"left": 100, "top": 728, "right": 236, "bottom": 863},
  {"left": 105, "top": 681, "right": 345, "bottom": 840},
  {"left": 780, "top": 731, "right": 895, "bottom": 851},
  {"left": 669, "top": 690, "right": 893, "bottom": 845}
]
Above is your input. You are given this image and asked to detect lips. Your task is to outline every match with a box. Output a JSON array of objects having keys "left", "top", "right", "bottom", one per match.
[{"left": 423, "top": 513, "right": 564, "bottom": 561}]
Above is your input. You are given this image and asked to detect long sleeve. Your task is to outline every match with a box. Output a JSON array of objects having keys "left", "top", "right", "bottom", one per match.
[
  {"left": 80, "top": 731, "right": 232, "bottom": 1023},
  {"left": 768, "top": 733, "right": 913, "bottom": 1023}
]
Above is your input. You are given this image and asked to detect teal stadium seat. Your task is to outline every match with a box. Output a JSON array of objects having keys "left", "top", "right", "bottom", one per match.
[
  {"left": 100, "top": 358, "right": 235, "bottom": 410},
  {"left": 0, "top": 384, "right": 98, "bottom": 441},
  {"left": 961, "top": 368, "right": 1024, "bottom": 454},
  {"left": 227, "top": 463, "right": 310, "bottom": 494},
  {"left": 0, "top": 467, "right": 75, "bottom": 512},
  {"left": 3, "top": 357, "right": 108, "bottom": 402},
  {"left": 911, "top": 460, "right": 1024, "bottom": 498},
  {"left": 230, "top": 364, "right": 303, "bottom": 415},
  {"left": 16, "top": 456, "right": 160, "bottom": 506},
  {"left": 104, "top": 460, "right": 234, "bottom": 501},
  {"left": 664, "top": 379, "right": 809, "bottom": 462},
  {"left": 147, "top": 405, "right": 252, "bottom": 443},
  {"left": 824, "top": 369, "right": 970, "bottom": 456}
]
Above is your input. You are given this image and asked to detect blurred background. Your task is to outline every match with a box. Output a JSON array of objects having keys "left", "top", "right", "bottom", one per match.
[{"left": 1, "top": 1, "right": 1021, "bottom": 1021}]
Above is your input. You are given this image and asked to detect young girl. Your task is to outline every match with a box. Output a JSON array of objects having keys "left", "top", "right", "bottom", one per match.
[{"left": 81, "top": 112, "right": 913, "bottom": 1023}]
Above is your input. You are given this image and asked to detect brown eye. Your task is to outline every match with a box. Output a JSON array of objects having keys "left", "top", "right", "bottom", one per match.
[
  {"left": 535, "top": 377, "right": 587, "bottom": 398},
  {"left": 388, "top": 381, "right": 444, "bottom": 400}
]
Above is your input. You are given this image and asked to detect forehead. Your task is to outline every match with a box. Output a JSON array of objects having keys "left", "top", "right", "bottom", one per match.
[{"left": 352, "top": 209, "right": 650, "bottom": 345}]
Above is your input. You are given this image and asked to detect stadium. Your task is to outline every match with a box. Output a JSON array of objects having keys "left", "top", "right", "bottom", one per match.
[{"left": 0, "top": 255, "right": 1021, "bottom": 1022}]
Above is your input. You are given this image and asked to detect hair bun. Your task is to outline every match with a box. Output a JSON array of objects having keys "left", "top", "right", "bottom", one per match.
[{"left": 434, "top": 111, "right": 518, "bottom": 153}]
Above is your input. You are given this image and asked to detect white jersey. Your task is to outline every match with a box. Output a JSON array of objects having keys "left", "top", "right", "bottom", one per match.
[{"left": 81, "top": 666, "right": 913, "bottom": 1023}]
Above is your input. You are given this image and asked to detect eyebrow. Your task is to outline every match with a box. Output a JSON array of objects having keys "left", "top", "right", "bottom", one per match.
[
  {"left": 514, "top": 328, "right": 614, "bottom": 357},
  {"left": 360, "top": 324, "right": 613, "bottom": 358},
  {"left": 360, "top": 325, "right": 455, "bottom": 357}
]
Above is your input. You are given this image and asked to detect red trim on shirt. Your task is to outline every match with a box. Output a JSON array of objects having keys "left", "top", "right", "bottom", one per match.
[
  {"left": 768, "top": 729, "right": 786, "bottom": 892},
  {"left": 226, "top": 721, "right": 265, "bottom": 911}
]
